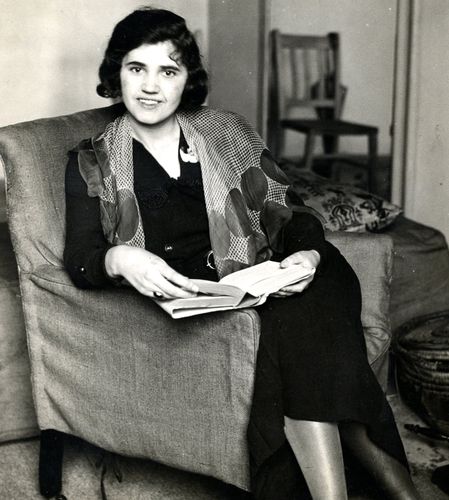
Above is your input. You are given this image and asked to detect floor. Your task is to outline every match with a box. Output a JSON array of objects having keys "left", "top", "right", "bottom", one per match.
[
  {"left": 0, "top": 395, "right": 448, "bottom": 499},
  {"left": 1, "top": 167, "right": 448, "bottom": 499}
]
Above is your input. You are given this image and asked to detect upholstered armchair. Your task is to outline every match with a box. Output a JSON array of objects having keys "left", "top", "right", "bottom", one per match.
[{"left": 0, "top": 105, "right": 393, "bottom": 497}]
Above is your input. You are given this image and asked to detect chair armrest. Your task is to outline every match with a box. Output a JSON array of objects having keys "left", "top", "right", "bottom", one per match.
[
  {"left": 327, "top": 231, "right": 394, "bottom": 389},
  {"left": 19, "top": 263, "right": 260, "bottom": 488}
]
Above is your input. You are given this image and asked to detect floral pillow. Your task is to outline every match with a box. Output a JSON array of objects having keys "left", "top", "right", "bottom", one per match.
[{"left": 288, "top": 172, "right": 402, "bottom": 232}]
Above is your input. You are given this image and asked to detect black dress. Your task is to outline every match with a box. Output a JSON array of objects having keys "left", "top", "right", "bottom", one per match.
[{"left": 64, "top": 136, "right": 408, "bottom": 499}]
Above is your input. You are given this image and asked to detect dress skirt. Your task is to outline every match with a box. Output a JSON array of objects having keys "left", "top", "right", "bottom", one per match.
[{"left": 247, "top": 241, "right": 408, "bottom": 499}]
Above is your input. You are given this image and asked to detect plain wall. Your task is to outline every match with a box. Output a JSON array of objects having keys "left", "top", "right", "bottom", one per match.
[
  {"left": 270, "top": 0, "right": 397, "bottom": 156},
  {"left": 403, "top": 0, "right": 449, "bottom": 242},
  {"left": 208, "top": 0, "right": 263, "bottom": 130},
  {"left": 0, "top": 0, "right": 208, "bottom": 182},
  {"left": 0, "top": 0, "right": 208, "bottom": 127}
]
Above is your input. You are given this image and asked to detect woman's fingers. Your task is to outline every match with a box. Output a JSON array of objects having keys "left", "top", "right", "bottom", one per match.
[
  {"left": 270, "top": 275, "right": 314, "bottom": 298},
  {"left": 280, "top": 250, "right": 320, "bottom": 269},
  {"left": 287, "top": 274, "right": 314, "bottom": 292},
  {"left": 151, "top": 277, "right": 197, "bottom": 299},
  {"left": 273, "top": 250, "right": 320, "bottom": 299},
  {"left": 131, "top": 275, "right": 193, "bottom": 299},
  {"left": 109, "top": 247, "right": 200, "bottom": 299},
  {"left": 140, "top": 261, "right": 199, "bottom": 299},
  {"left": 161, "top": 264, "right": 199, "bottom": 293},
  {"left": 270, "top": 290, "right": 294, "bottom": 298},
  {"left": 280, "top": 253, "right": 306, "bottom": 268}
]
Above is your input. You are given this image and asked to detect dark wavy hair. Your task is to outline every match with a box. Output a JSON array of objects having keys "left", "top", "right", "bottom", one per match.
[{"left": 97, "top": 8, "right": 208, "bottom": 108}]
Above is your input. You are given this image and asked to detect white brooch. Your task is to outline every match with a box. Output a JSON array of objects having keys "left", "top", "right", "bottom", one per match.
[{"left": 180, "top": 146, "right": 199, "bottom": 164}]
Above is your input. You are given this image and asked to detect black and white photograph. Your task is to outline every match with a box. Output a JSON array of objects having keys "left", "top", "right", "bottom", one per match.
[{"left": 1, "top": 1, "right": 448, "bottom": 498}]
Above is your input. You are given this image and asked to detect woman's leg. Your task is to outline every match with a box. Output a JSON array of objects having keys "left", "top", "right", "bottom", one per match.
[
  {"left": 340, "top": 422, "right": 421, "bottom": 500},
  {"left": 284, "top": 417, "right": 348, "bottom": 500}
]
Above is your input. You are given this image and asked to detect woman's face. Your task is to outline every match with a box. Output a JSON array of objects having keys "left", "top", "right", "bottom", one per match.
[{"left": 120, "top": 41, "right": 188, "bottom": 129}]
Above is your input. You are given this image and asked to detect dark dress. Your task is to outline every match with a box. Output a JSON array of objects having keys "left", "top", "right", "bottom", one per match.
[{"left": 64, "top": 135, "right": 408, "bottom": 499}]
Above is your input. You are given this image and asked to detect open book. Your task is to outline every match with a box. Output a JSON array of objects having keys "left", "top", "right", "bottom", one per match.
[{"left": 152, "top": 260, "right": 316, "bottom": 319}]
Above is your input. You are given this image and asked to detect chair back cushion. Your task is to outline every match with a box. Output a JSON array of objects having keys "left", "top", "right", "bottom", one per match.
[{"left": 0, "top": 104, "right": 123, "bottom": 272}]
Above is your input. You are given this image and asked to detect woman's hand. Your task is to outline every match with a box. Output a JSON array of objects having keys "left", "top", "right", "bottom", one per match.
[
  {"left": 271, "top": 250, "right": 320, "bottom": 298},
  {"left": 105, "top": 245, "right": 199, "bottom": 299}
]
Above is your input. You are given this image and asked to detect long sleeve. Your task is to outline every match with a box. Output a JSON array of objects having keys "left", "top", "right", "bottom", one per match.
[{"left": 64, "top": 152, "right": 115, "bottom": 288}]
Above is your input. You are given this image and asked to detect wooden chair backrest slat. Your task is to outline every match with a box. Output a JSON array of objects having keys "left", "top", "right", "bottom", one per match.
[
  {"left": 279, "top": 34, "right": 331, "bottom": 49},
  {"left": 271, "top": 30, "right": 342, "bottom": 120}
]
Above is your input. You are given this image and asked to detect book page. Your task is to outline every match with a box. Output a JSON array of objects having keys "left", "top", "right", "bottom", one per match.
[
  {"left": 155, "top": 293, "right": 243, "bottom": 315},
  {"left": 151, "top": 260, "right": 314, "bottom": 319},
  {"left": 220, "top": 260, "right": 315, "bottom": 296},
  {"left": 191, "top": 279, "right": 245, "bottom": 299},
  {"left": 167, "top": 294, "right": 267, "bottom": 319}
]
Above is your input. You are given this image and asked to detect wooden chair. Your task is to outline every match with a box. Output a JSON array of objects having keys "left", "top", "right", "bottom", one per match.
[{"left": 269, "top": 30, "right": 378, "bottom": 192}]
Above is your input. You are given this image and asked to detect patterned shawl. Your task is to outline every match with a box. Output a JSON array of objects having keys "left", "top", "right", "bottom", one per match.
[{"left": 76, "top": 107, "right": 294, "bottom": 278}]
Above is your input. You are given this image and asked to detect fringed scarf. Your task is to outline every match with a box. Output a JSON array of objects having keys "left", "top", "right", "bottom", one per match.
[{"left": 76, "top": 107, "right": 294, "bottom": 278}]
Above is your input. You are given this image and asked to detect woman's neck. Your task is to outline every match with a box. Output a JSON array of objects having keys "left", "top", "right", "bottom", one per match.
[
  {"left": 127, "top": 113, "right": 182, "bottom": 178},
  {"left": 127, "top": 113, "right": 180, "bottom": 150}
]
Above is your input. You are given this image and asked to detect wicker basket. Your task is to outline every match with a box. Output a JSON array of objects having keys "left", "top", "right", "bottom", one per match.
[{"left": 393, "top": 310, "right": 449, "bottom": 436}]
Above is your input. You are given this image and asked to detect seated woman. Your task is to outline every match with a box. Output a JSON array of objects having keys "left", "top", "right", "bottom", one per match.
[{"left": 64, "top": 8, "right": 420, "bottom": 500}]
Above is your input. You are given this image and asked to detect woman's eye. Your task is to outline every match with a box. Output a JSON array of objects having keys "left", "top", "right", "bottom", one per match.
[
  {"left": 163, "top": 70, "right": 176, "bottom": 77},
  {"left": 130, "top": 66, "right": 142, "bottom": 73}
]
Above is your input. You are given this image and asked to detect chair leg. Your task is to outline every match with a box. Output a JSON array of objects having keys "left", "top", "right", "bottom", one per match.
[
  {"left": 322, "top": 134, "right": 339, "bottom": 155},
  {"left": 367, "top": 132, "right": 378, "bottom": 193},
  {"left": 303, "top": 131, "right": 317, "bottom": 171},
  {"left": 39, "top": 429, "right": 65, "bottom": 499},
  {"left": 268, "top": 122, "right": 285, "bottom": 161},
  {"left": 276, "top": 126, "right": 286, "bottom": 161}
]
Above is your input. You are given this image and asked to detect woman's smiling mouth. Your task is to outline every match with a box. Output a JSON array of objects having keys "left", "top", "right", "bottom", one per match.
[{"left": 137, "top": 98, "right": 161, "bottom": 108}]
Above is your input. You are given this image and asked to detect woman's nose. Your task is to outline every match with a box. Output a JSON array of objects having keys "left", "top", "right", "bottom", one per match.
[{"left": 142, "top": 73, "right": 159, "bottom": 93}]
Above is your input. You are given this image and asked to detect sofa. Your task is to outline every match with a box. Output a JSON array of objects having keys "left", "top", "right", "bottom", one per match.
[{"left": 0, "top": 105, "right": 399, "bottom": 492}]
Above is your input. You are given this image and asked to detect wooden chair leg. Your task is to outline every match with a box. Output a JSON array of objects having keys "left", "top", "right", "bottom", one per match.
[
  {"left": 303, "top": 131, "right": 317, "bottom": 171},
  {"left": 39, "top": 429, "right": 65, "bottom": 499},
  {"left": 322, "top": 134, "right": 339, "bottom": 155},
  {"left": 269, "top": 123, "right": 285, "bottom": 161},
  {"left": 277, "top": 126, "right": 286, "bottom": 161},
  {"left": 367, "top": 132, "right": 378, "bottom": 193}
]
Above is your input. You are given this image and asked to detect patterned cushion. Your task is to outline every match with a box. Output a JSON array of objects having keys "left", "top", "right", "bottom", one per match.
[{"left": 289, "top": 172, "right": 402, "bottom": 232}]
